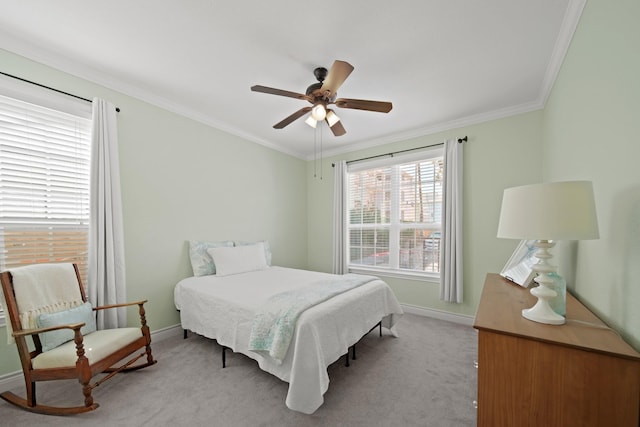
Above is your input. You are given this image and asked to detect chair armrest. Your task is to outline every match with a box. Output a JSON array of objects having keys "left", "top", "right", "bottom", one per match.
[
  {"left": 93, "top": 300, "right": 150, "bottom": 331},
  {"left": 12, "top": 322, "right": 85, "bottom": 338},
  {"left": 93, "top": 300, "right": 148, "bottom": 311}
]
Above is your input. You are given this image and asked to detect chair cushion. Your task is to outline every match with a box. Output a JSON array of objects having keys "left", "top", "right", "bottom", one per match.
[
  {"left": 32, "top": 328, "right": 143, "bottom": 369},
  {"left": 36, "top": 302, "right": 97, "bottom": 351}
]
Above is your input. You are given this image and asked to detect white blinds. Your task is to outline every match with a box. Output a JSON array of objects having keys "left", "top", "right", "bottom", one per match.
[
  {"left": 0, "top": 94, "right": 92, "bottom": 280},
  {"left": 346, "top": 148, "right": 444, "bottom": 274},
  {"left": 347, "top": 165, "right": 392, "bottom": 268}
]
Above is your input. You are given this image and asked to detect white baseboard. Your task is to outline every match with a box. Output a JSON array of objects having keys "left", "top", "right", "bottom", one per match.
[
  {"left": 150, "top": 323, "right": 183, "bottom": 341},
  {"left": 0, "top": 324, "right": 184, "bottom": 392},
  {"left": 401, "top": 304, "right": 475, "bottom": 327}
]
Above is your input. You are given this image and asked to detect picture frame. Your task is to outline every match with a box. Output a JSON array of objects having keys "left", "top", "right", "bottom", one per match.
[{"left": 500, "top": 239, "right": 537, "bottom": 287}]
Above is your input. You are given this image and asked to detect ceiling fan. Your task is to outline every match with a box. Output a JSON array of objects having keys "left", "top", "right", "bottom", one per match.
[{"left": 251, "top": 60, "right": 392, "bottom": 137}]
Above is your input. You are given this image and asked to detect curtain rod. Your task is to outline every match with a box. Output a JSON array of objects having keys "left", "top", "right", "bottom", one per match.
[
  {"left": 332, "top": 136, "right": 468, "bottom": 167},
  {"left": 0, "top": 71, "right": 120, "bottom": 112}
]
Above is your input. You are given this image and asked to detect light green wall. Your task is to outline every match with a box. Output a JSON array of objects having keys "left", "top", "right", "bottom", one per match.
[
  {"left": 0, "top": 49, "right": 308, "bottom": 376},
  {"left": 306, "top": 111, "right": 543, "bottom": 317},
  {"left": 542, "top": 0, "right": 640, "bottom": 349}
]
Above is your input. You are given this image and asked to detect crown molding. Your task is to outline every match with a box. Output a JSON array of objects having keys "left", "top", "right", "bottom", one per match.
[{"left": 537, "top": 0, "right": 587, "bottom": 106}]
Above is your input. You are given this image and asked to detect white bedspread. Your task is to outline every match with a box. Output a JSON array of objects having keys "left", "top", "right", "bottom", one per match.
[
  {"left": 248, "top": 273, "right": 378, "bottom": 364},
  {"left": 174, "top": 266, "right": 403, "bottom": 414}
]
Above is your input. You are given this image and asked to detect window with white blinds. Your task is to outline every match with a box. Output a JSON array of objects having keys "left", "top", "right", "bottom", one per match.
[
  {"left": 346, "top": 147, "right": 444, "bottom": 277},
  {"left": 0, "top": 93, "right": 92, "bottom": 315}
]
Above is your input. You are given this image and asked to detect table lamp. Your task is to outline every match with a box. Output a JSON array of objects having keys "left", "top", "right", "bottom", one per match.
[{"left": 497, "top": 181, "right": 599, "bottom": 325}]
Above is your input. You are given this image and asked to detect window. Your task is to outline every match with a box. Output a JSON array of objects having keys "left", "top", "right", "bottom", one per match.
[
  {"left": 0, "top": 88, "right": 92, "bottom": 325},
  {"left": 346, "top": 148, "right": 444, "bottom": 278}
]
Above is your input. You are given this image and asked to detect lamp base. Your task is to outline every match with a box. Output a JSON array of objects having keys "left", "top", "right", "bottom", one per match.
[
  {"left": 521, "top": 240, "right": 566, "bottom": 325},
  {"left": 522, "top": 304, "right": 565, "bottom": 325}
]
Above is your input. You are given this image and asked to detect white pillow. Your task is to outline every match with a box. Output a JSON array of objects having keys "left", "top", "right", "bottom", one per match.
[
  {"left": 234, "top": 240, "right": 272, "bottom": 266},
  {"left": 188, "top": 240, "right": 234, "bottom": 276},
  {"left": 207, "top": 242, "right": 268, "bottom": 276}
]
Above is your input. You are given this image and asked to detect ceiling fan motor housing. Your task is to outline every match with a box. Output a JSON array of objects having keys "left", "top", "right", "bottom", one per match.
[
  {"left": 305, "top": 82, "right": 323, "bottom": 96},
  {"left": 306, "top": 67, "right": 334, "bottom": 100}
]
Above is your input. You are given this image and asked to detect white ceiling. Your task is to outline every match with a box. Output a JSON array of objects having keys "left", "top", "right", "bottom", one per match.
[{"left": 0, "top": 0, "right": 584, "bottom": 160}]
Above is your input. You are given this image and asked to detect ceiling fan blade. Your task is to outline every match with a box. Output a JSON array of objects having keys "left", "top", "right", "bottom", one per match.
[
  {"left": 273, "top": 107, "right": 312, "bottom": 129},
  {"left": 327, "top": 119, "right": 346, "bottom": 136},
  {"left": 251, "top": 85, "right": 312, "bottom": 102},
  {"left": 320, "top": 60, "right": 354, "bottom": 98},
  {"left": 334, "top": 98, "right": 393, "bottom": 113}
]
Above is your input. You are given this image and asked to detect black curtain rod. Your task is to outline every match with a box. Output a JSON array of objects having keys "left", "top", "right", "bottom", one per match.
[
  {"left": 332, "top": 136, "right": 468, "bottom": 167},
  {"left": 0, "top": 71, "right": 120, "bottom": 112}
]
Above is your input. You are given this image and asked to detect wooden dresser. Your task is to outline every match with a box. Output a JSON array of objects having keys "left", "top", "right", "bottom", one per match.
[{"left": 473, "top": 273, "right": 640, "bottom": 427}]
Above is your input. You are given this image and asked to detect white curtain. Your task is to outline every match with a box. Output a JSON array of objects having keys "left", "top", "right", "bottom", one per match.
[
  {"left": 88, "top": 98, "right": 127, "bottom": 329},
  {"left": 332, "top": 161, "right": 348, "bottom": 274},
  {"left": 440, "top": 139, "right": 464, "bottom": 303}
]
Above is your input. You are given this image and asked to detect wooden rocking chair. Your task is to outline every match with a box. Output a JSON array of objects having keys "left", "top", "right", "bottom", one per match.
[{"left": 0, "top": 263, "right": 156, "bottom": 415}]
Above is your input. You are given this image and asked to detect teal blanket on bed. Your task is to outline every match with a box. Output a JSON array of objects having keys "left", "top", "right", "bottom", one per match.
[{"left": 248, "top": 274, "right": 377, "bottom": 364}]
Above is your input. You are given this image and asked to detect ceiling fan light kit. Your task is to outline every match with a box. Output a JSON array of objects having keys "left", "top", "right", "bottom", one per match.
[
  {"left": 305, "top": 116, "right": 317, "bottom": 128},
  {"left": 311, "top": 103, "right": 326, "bottom": 121},
  {"left": 251, "top": 60, "right": 392, "bottom": 137},
  {"left": 325, "top": 109, "right": 340, "bottom": 127}
]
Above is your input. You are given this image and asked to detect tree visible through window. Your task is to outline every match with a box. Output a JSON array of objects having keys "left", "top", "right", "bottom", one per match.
[{"left": 347, "top": 149, "right": 444, "bottom": 276}]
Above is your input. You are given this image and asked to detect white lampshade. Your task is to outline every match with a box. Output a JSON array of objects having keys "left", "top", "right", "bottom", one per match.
[{"left": 497, "top": 181, "right": 599, "bottom": 241}]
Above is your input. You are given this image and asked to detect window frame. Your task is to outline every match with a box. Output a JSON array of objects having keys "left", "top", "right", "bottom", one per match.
[
  {"left": 0, "top": 75, "right": 92, "bottom": 326},
  {"left": 345, "top": 147, "right": 444, "bottom": 281}
]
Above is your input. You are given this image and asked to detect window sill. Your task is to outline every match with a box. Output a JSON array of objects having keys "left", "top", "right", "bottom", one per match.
[{"left": 348, "top": 266, "right": 440, "bottom": 283}]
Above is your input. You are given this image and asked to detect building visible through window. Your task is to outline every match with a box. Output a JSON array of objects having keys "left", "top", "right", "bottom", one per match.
[{"left": 346, "top": 148, "right": 444, "bottom": 277}]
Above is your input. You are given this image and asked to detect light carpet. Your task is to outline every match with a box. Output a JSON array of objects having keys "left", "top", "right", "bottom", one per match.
[{"left": 0, "top": 313, "right": 478, "bottom": 426}]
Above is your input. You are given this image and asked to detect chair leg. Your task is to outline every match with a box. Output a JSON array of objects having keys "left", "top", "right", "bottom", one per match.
[
  {"left": 142, "top": 324, "right": 156, "bottom": 366},
  {"left": 27, "top": 380, "right": 36, "bottom": 407},
  {"left": 78, "top": 358, "right": 94, "bottom": 408},
  {"left": 145, "top": 343, "right": 155, "bottom": 365},
  {"left": 82, "top": 384, "right": 94, "bottom": 408}
]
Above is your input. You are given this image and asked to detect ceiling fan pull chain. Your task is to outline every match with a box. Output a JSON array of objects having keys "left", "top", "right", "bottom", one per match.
[
  {"left": 320, "top": 125, "right": 324, "bottom": 180},
  {"left": 313, "top": 126, "right": 318, "bottom": 178}
]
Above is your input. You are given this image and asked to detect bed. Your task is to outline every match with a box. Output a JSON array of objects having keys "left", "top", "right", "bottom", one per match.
[{"left": 174, "top": 263, "right": 403, "bottom": 414}]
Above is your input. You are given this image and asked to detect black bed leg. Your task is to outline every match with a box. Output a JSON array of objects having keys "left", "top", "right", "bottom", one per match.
[
  {"left": 352, "top": 343, "right": 357, "bottom": 360},
  {"left": 379, "top": 321, "right": 382, "bottom": 337},
  {"left": 345, "top": 351, "right": 350, "bottom": 367},
  {"left": 183, "top": 329, "right": 188, "bottom": 339},
  {"left": 222, "top": 346, "right": 227, "bottom": 368}
]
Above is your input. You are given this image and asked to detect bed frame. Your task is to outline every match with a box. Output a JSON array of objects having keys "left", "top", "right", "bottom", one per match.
[{"left": 181, "top": 319, "right": 383, "bottom": 368}]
